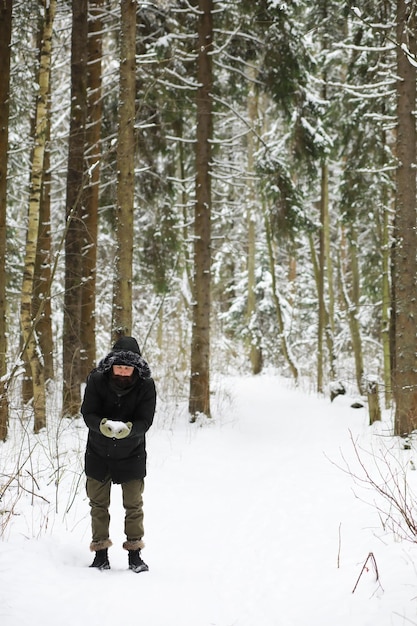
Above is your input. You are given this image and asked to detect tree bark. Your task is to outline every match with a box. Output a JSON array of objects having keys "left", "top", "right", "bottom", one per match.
[
  {"left": 393, "top": 0, "right": 417, "bottom": 436},
  {"left": 62, "top": 0, "right": 88, "bottom": 417},
  {"left": 339, "top": 225, "right": 364, "bottom": 395},
  {"left": 33, "top": 45, "right": 54, "bottom": 383},
  {"left": 246, "top": 65, "right": 262, "bottom": 375},
  {"left": 366, "top": 377, "right": 381, "bottom": 425},
  {"left": 80, "top": 0, "right": 103, "bottom": 378},
  {"left": 189, "top": 0, "right": 213, "bottom": 421},
  {"left": 173, "top": 116, "right": 193, "bottom": 295},
  {"left": 317, "top": 164, "right": 326, "bottom": 393},
  {"left": 323, "top": 164, "right": 337, "bottom": 379},
  {"left": 381, "top": 198, "right": 392, "bottom": 408},
  {"left": 0, "top": 0, "right": 12, "bottom": 440},
  {"left": 317, "top": 161, "right": 336, "bottom": 391},
  {"left": 112, "top": 0, "right": 136, "bottom": 340},
  {"left": 350, "top": 239, "right": 364, "bottom": 394},
  {"left": 264, "top": 207, "right": 299, "bottom": 382},
  {"left": 20, "top": 0, "right": 56, "bottom": 433}
]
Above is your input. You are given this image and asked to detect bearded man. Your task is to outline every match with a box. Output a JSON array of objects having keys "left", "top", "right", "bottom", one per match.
[{"left": 81, "top": 336, "right": 156, "bottom": 573}]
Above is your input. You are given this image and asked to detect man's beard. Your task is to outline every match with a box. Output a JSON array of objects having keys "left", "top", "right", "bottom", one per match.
[{"left": 111, "top": 373, "right": 134, "bottom": 389}]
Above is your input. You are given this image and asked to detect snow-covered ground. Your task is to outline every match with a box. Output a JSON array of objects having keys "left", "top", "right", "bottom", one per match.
[{"left": 1, "top": 374, "right": 417, "bottom": 626}]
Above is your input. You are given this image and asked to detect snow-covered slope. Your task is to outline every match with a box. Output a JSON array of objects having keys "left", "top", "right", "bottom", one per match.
[{"left": 1, "top": 374, "right": 416, "bottom": 626}]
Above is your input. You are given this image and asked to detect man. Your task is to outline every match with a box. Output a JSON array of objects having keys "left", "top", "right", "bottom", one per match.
[{"left": 81, "top": 336, "right": 156, "bottom": 572}]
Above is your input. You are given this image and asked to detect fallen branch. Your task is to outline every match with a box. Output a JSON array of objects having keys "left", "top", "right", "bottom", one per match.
[{"left": 352, "top": 552, "right": 383, "bottom": 594}]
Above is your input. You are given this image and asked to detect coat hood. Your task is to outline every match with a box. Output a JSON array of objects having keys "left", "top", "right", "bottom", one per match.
[{"left": 97, "top": 336, "right": 151, "bottom": 379}]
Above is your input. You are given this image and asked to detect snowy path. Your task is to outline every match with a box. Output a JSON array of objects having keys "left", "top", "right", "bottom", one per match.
[{"left": 1, "top": 375, "right": 417, "bottom": 625}]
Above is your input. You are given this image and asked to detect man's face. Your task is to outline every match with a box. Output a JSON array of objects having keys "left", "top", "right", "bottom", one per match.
[{"left": 112, "top": 365, "right": 134, "bottom": 377}]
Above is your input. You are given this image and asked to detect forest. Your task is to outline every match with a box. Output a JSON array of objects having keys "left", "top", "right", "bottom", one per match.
[{"left": 1, "top": 0, "right": 417, "bottom": 438}]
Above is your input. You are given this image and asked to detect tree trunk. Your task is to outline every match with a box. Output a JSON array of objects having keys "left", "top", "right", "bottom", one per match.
[
  {"left": 20, "top": 0, "right": 56, "bottom": 433},
  {"left": 393, "top": 0, "right": 417, "bottom": 436},
  {"left": 62, "top": 0, "right": 88, "bottom": 417},
  {"left": 339, "top": 226, "right": 364, "bottom": 395},
  {"left": 366, "top": 377, "right": 381, "bottom": 425},
  {"left": 246, "top": 65, "right": 262, "bottom": 375},
  {"left": 264, "top": 207, "right": 298, "bottom": 382},
  {"left": 33, "top": 51, "right": 54, "bottom": 383},
  {"left": 175, "top": 119, "right": 193, "bottom": 296},
  {"left": 0, "top": 0, "right": 12, "bottom": 441},
  {"left": 381, "top": 198, "right": 392, "bottom": 408},
  {"left": 309, "top": 228, "right": 336, "bottom": 390},
  {"left": 320, "top": 162, "right": 336, "bottom": 384},
  {"left": 189, "top": 0, "right": 213, "bottom": 421},
  {"left": 80, "top": 0, "right": 103, "bottom": 378},
  {"left": 317, "top": 165, "right": 326, "bottom": 393},
  {"left": 112, "top": 0, "right": 136, "bottom": 340},
  {"left": 310, "top": 157, "right": 337, "bottom": 395}
]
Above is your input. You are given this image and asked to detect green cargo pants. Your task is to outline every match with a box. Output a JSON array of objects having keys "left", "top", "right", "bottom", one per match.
[{"left": 86, "top": 476, "right": 145, "bottom": 544}]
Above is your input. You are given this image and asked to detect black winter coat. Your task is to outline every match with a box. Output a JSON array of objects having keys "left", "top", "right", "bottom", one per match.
[{"left": 81, "top": 361, "right": 156, "bottom": 484}]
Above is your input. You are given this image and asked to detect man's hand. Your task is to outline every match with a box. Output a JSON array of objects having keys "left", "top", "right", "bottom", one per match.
[{"left": 100, "top": 419, "right": 132, "bottom": 439}]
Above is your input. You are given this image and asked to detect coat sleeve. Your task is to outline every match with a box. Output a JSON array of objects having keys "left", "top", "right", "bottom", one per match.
[
  {"left": 81, "top": 373, "right": 105, "bottom": 434},
  {"left": 130, "top": 378, "right": 156, "bottom": 437}
]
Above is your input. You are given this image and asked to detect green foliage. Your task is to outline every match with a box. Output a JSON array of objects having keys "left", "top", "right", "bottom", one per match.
[
  {"left": 257, "top": 141, "right": 315, "bottom": 240},
  {"left": 336, "top": 1, "right": 396, "bottom": 224},
  {"left": 139, "top": 200, "right": 180, "bottom": 295}
]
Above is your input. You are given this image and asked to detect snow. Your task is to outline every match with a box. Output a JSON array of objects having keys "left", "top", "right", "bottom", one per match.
[{"left": 2, "top": 373, "right": 417, "bottom": 626}]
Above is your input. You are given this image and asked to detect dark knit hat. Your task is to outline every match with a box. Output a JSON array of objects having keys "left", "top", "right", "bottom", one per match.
[{"left": 112, "top": 336, "right": 141, "bottom": 354}]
